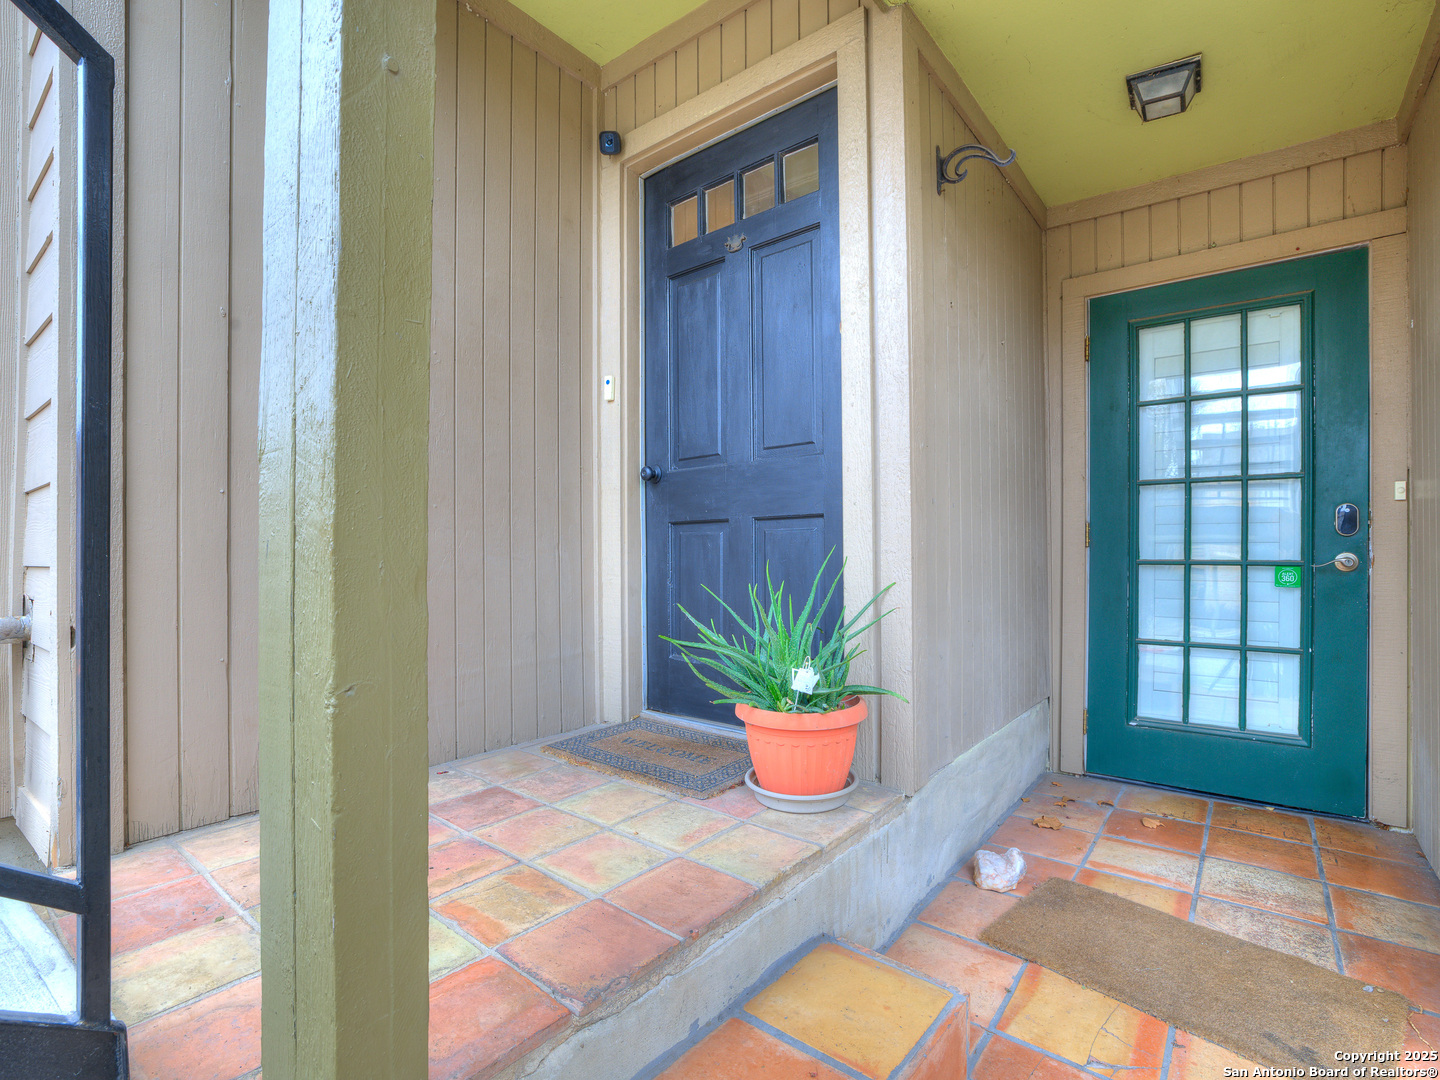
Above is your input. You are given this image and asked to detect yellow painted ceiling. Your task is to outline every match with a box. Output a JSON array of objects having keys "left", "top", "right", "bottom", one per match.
[{"left": 514, "top": 0, "right": 1435, "bottom": 206}]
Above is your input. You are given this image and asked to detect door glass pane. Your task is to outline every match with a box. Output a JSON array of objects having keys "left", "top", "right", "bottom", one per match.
[
  {"left": 1138, "top": 404, "right": 1185, "bottom": 479},
  {"left": 1247, "top": 305, "right": 1301, "bottom": 387},
  {"left": 671, "top": 196, "right": 698, "bottom": 246},
  {"left": 705, "top": 180, "right": 736, "bottom": 233},
  {"left": 1190, "top": 565, "right": 1241, "bottom": 643},
  {"left": 1190, "top": 313, "right": 1242, "bottom": 394},
  {"left": 1248, "top": 391, "right": 1302, "bottom": 474},
  {"left": 743, "top": 162, "right": 775, "bottom": 217},
  {"left": 782, "top": 143, "right": 819, "bottom": 201},
  {"left": 1191, "top": 482, "right": 1241, "bottom": 559},
  {"left": 1138, "top": 484, "right": 1185, "bottom": 558},
  {"left": 1246, "top": 652, "right": 1301, "bottom": 735},
  {"left": 1247, "top": 566, "right": 1302, "bottom": 648},
  {"left": 1190, "top": 396, "right": 1243, "bottom": 477},
  {"left": 1248, "top": 478, "right": 1302, "bottom": 560},
  {"left": 1138, "top": 566, "right": 1184, "bottom": 640},
  {"left": 1189, "top": 648, "right": 1241, "bottom": 728},
  {"left": 1138, "top": 645, "right": 1183, "bottom": 721},
  {"left": 1138, "top": 323, "right": 1184, "bottom": 401}
]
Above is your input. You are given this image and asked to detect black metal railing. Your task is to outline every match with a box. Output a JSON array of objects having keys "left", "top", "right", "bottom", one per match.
[{"left": 0, "top": 0, "right": 122, "bottom": 1075}]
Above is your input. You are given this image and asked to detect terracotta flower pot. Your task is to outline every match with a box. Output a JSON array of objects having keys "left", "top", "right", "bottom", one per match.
[{"left": 735, "top": 697, "right": 867, "bottom": 796}]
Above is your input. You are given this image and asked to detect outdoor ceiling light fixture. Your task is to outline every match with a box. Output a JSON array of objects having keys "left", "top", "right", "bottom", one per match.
[{"left": 1126, "top": 54, "right": 1202, "bottom": 122}]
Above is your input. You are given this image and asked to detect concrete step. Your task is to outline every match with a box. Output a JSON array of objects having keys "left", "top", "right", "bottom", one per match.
[{"left": 638, "top": 937, "right": 969, "bottom": 1080}]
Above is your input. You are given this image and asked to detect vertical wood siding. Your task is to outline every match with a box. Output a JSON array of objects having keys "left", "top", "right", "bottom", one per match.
[
  {"left": 124, "top": 0, "right": 267, "bottom": 843},
  {"left": 601, "top": 0, "right": 859, "bottom": 134},
  {"left": 429, "top": 2, "right": 597, "bottom": 761},
  {"left": 1048, "top": 147, "right": 1408, "bottom": 279},
  {"left": 907, "top": 62, "right": 1050, "bottom": 775},
  {"left": 1408, "top": 82, "right": 1440, "bottom": 867}
]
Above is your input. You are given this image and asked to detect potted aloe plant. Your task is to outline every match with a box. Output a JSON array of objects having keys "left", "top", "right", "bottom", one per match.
[{"left": 661, "top": 552, "right": 904, "bottom": 813}]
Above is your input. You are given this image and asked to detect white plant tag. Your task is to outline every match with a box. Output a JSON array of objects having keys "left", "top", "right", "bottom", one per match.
[{"left": 790, "top": 665, "right": 820, "bottom": 695}]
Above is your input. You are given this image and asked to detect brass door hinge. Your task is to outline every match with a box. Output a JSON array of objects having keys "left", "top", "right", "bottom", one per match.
[
  {"left": 1085, "top": 521, "right": 1090, "bottom": 548},
  {"left": 1083, "top": 709, "right": 1088, "bottom": 734},
  {"left": 1084, "top": 336, "right": 1090, "bottom": 362}
]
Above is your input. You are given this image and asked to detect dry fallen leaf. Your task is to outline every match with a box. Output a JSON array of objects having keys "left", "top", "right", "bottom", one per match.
[
  {"left": 1098, "top": 799, "right": 1114, "bottom": 806},
  {"left": 1020, "top": 797, "right": 1031, "bottom": 802},
  {"left": 1141, "top": 816, "right": 1164, "bottom": 829},
  {"left": 1034, "top": 815, "right": 1063, "bottom": 830},
  {"left": 1050, "top": 781, "right": 1062, "bottom": 786}
]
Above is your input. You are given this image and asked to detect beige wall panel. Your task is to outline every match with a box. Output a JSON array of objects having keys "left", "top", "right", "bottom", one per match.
[
  {"left": 1178, "top": 191, "right": 1208, "bottom": 253},
  {"left": 772, "top": 0, "right": 799, "bottom": 51},
  {"left": 1273, "top": 168, "right": 1309, "bottom": 233},
  {"left": 1239, "top": 176, "right": 1273, "bottom": 241},
  {"left": 1070, "top": 219, "right": 1095, "bottom": 277},
  {"left": 430, "top": 6, "right": 597, "bottom": 761},
  {"left": 1149, "top": 199, "right": 1178, "bottom": 261},
  {"left": 746, "top": 0, "right": 771, "bottom": 66},
  {"left": 1095, "top": 213, "right": 1122, "bottom": 271},
  {"left": 654, "top": 52, "right": 677, "bottom": 117},
  {"left": 1210, "top": 184, "right": 1240, "bottom": 246},
  {"left": 1345, "top": 149, "right": 1383, "bottom": 218},
  {"left": 633, "top": 63, "right": 655, "bottom": 127},
  {"left": 721, "top": 12, "right": 745, "bottom": 79},
  {"left": 697, "top": 26, "right": 722, "bottom": 93},
  {"left": 1121, "top": 207, "right": 1147, "bottom": 266},
  {"left": 1408, "top": 77, "right": 1440, "bottom": 865},
  {"left": 1310, "top": 158, "right": 1345, "bottom": 225},
  {"left": 1383, "top": 144, "right": 1408, "bottom": 210}
]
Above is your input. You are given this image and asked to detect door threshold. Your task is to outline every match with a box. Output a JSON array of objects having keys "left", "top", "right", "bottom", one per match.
[{"left": 639, "top": 709, "right": 747, "bottom": 743}]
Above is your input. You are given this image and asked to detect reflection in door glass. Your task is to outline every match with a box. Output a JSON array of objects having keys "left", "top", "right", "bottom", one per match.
[
  {"left": 1190, "top": 396, "right": 1242, "bottom": 477},
  {"left": 1246, "top": 567, "right": 1301, "bottom": 649},
  {"left": 1247, "top": 392, "right": 1302, "bottom": 474},
  {"left": 1247, "top": 306, "right": 1302, "bottom": 387},
  {"left": 1137, "top": 645, "right": 1183, "bottom": 722},
  {"left": 1138, "top": 566, "right": 1184, "bottom": 640},
  {"left": 782, "top": 143, "right": 819, "bottom": 201},
  {"left": 1190, "top": 482, "right": 1241, "bottom": 559},
  {"left": 1247, "top": 479, "right": 1302, "bottom": 560},
  {"left": 1188, "top": 648, "right": 1241, "bottom": 728},
  {"left": 1190, "top": 565, "right": 1241, "bottom": 644},
  {"left": 1138, "top": 484, "right": 1185, "bottom": 558},
  {"left": 1137, "top": 323, "right": 1184, "bottom": 400},
  {"left": 671, "top": 196, "right": 698, "bottom": 246},
  {"left": 1190, "top": 313, "right": 1242, "bottom": 394},
  {"left": 1138, "top": 403, "right": 1185, "bottom": 479},
  {"left": 705, "top": 180, "right": 736, "bottom": 234},
  {"left": 1246, "top": 653, "right": 1300, "bottom": 734},
  {"left": 743, "top": 162, "right": 775, "bottom": 218}
]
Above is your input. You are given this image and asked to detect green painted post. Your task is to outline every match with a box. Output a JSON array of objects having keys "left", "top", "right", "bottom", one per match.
[{"left": 257, "top": 1, "right": 435, "bottom": 1076}]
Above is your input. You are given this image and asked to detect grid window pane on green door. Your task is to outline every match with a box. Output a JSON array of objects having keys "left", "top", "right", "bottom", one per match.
[{"left": 1133, "top": 304, "right": 1306, "bottom": 737}]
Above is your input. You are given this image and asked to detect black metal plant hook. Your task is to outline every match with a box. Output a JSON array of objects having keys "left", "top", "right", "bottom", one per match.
[{"left": 936, "top": 143, "right": 1017, "bottom": 195}]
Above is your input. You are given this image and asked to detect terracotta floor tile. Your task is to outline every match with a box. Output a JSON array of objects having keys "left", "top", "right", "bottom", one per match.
[
  {"left": 1199, "top": 857, "right": 1329, "bottom": 923},
  {"left": 1115, "top": 788, "right": 1209, "bottom": 823},
  {"left": 112, "top": 918, "right": 261, "bottom": 1025},
  {"left": 985, "top": 815, "right": 1094, "bottom": 865},
  {"left": 974, "top": 847, "right": 1077, "bottom": 896},
  {"left": 434, "top": 865, "right": 584, "bottom": 947},
  {"left": 1338, "top": 933, "right": 1440, "bottom": 1012},
  {"left": 847, "top": 782, "right": 902, "bottom": 814},
  {"left": 107, "top": 876, "right": 234, "bottom": 956},
  {"left": 112, "top": 845, "right": 196, "bottom": 899},
  {"left": 428, "top": 817, "right": 460, "bottom": 846},
  {"left": 457, "top": 747, "right": 556, "bottom": 784},
  {"left": 555, "top": 781, "right": 670, "bottom": 825},
  {"left": 508, "top": 764, "right": 611, "bottom": 803},
  {"left": 751, "top": 805, "right": 871, "bottom": 848},
  {"left": 535, "top": 832, "right": 669, "bottom": 893},
  {"left": 499, "top": 900, "right": 679, "bottom": 1014},
  {"left": 1331, "top": 885, "right": 1440, "bottom": 954},
  {"left": 1321, "top": 847, "right": 1440, "bottom": 907},
  {"left": 885, "top": 922, "right": 1022, "bottom": 1027},
  {"left": 428, "top": 957, "right": 570, "bottom": 1080},
  {"left": 1073, "top": 868, "right": 1192, "bottom": 918},
  {"left": 476, "top": 807, "right": 602, "bottom": 860},
  {"left": 427, "top": 770, "right": 487, "bottom": 803},
  {"left": 620, "top": 801, "right": 736, "bottom": 852},
  {"left": 1014, "top": 797, "right": 1108, "bottom": 832},
  {"left": 1167, "top": 1030, "right": 1260, "bottom": 1080},
  {"left": 1207, "top": 827, "right": 1321, "bottom": 879},
  {"left": 684, "top": 784, "right": 764, "bottom": 819},
  {"left": 427, "top": 838, "right": 515, "bottom": 898},
  {"left": 128, "top": 975, "right": 260, "bottom": 1080},
  {"left": 1194, "top": 896, "right": 1338, "bottom": 969},
  {"left": 972, "top": 1035, "right": 1094, "bottom": 1080},
  {"left": 655, "top": 1017, "right": 849, "bottom": 1080},
  {"left": 1030, "top": 773, "right": 1124, "bottom": 804},
  {"left": 902, "top": 1001, "right": 968, "bottom": 1080},
  {"left": 1210, "top": 802, "right": 1312, "bottom": 843},
  {"left": 428, "top": 915, "right": 480, "bottom": 980},
  {"left": 179, "top": 818, "right": 259, "bottom": 871},
  {"left": 1405, "top": 1011, "right": 1440, "bottom": 1056},
  {"left": 1101, "top": 809, "right": 1205, "bottom": 855},
  {"left": 1082, "top": 836, "right": 1199, "bottom": 891},
  {"left": 917, "top": 879, "right": 1020, "bottom": 940},
  {"left": 1316, "top": 818, "right": 1427, "bottom": 863},
  {"left": 690, "top": 824, "right": 819, "bottom": 886},
  {"left": 211, "top": 858, "right": 260, "bottom": 910},
  {"left": 606, "top": 859, "right": 755, "bottom": 937},
  {"left": 745, "top": 941, "right": 952, "bottom": 1080},
  {"left": 431, "top": 786, "right": 542, "bottom": 831},
  {"left": 997, "top": 965, "right": 1168, "bottom": 1078}
]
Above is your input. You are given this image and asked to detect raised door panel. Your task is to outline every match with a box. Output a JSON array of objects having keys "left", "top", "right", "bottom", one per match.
[{"left": 754, "top": 230, "right": 821, "bottom": 458}]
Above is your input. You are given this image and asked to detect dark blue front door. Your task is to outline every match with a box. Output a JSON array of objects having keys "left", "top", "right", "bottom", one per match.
[{"left": 644, "top": 91, "right": 842, "bottom": 724}]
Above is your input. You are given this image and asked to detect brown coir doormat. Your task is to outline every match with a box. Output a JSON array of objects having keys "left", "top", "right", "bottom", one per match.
[
  {"left": 980, "top": 878, "right": 1411, "bottom": 1071},
  {"left": 541, "top": 718, "right": 751, "bottom": 798}
]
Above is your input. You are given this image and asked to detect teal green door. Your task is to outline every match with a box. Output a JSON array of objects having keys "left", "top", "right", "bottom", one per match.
[{"left": 1087, "top": 249, "right": 1369, "bottom": 817}]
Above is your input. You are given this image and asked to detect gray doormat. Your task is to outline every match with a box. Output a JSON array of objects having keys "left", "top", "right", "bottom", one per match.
[
  {"left": 980, "top": 877, "right": 1411, "bottom": 1071},
  {"left": 541, "top": 718, "right": 751, "bottom": 798}
]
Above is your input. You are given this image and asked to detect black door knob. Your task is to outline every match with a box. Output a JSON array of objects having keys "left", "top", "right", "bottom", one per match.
[{"left": 640, "top": 465, "right": 663, "bottom": 484}]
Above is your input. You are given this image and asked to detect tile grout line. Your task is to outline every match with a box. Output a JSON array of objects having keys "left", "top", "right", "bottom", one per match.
[
  {"left": 1188, "top": 798, "right": 1213, "bottom": 921},
  {"left": 1312, "top": 813, "right": 1347, "bottom": 973},
  {"left": 1158, "top": 1024, "right": 1176, "bottom": 1080},
  {"left": 968, "top": 954, "right": 1032, "bottom": 1072}
]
